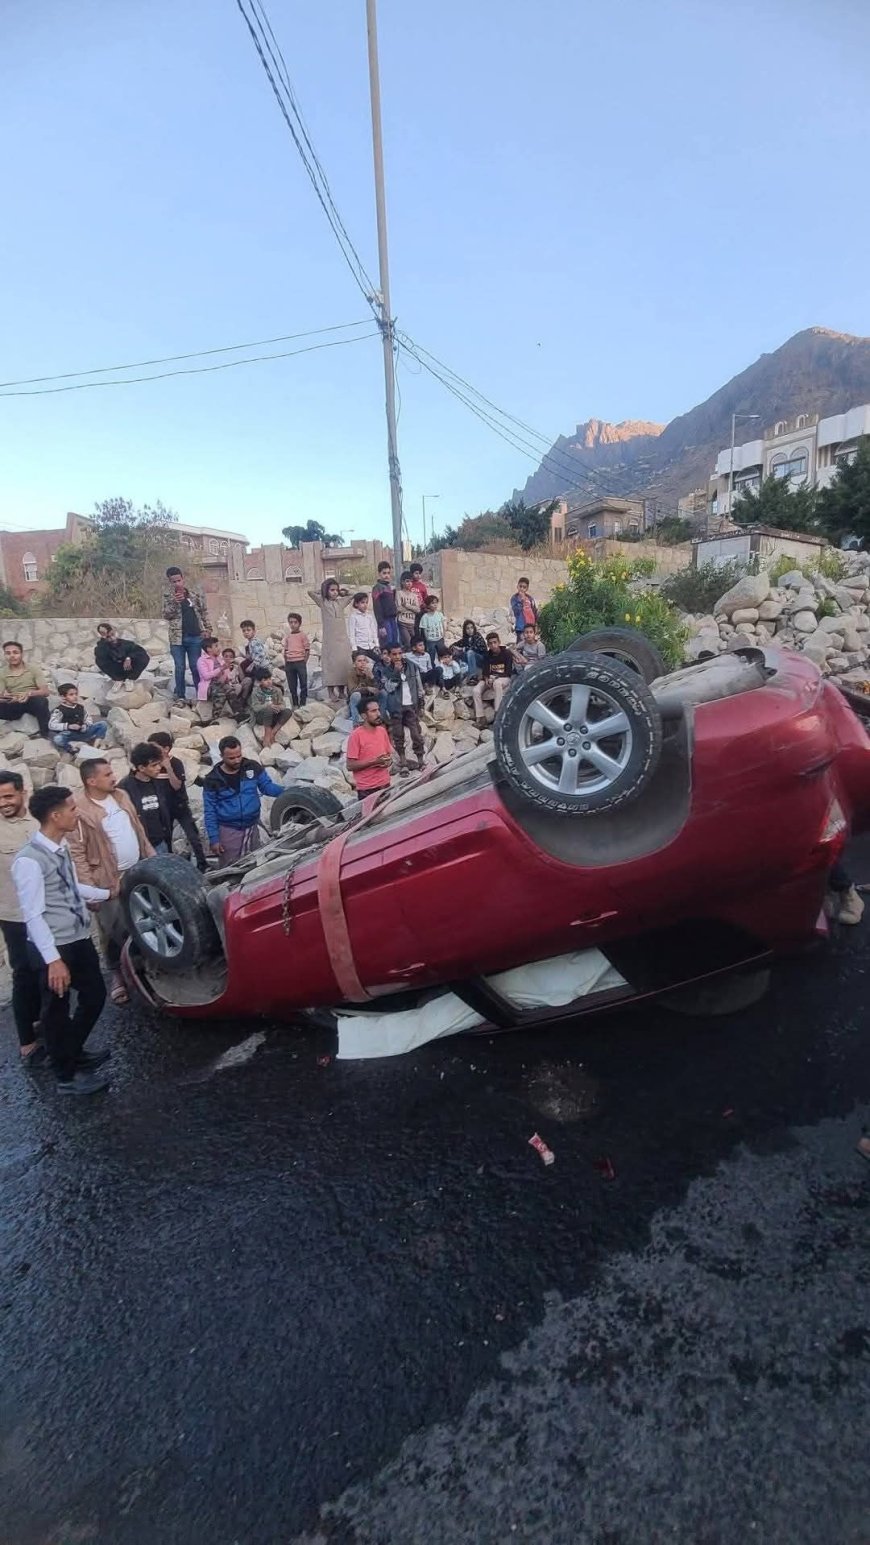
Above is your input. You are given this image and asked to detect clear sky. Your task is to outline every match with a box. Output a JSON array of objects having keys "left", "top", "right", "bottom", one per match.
[{"left": 3, "top": 0, "right": 870, "bottom": 548}]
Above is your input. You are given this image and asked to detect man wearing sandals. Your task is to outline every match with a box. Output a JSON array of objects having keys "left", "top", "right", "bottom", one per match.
[{"left": 68, "top": 757, "right": 153, "bottom": 1006}]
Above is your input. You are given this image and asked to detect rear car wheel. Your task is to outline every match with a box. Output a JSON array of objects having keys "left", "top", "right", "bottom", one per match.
[
  {"left": 269, "top": 784, "right": 343, "bottom": 834},
  {"left": 495, "top": 653, "right": 662, "bottom": 815},
  {"left": 659, "top": 968, "right": 771, "bottom": 1017},
  {"left": 565, "top": 626, "right": 666, "bottom": 684},
  {"left": 121, "top": 856, "right": 220, "bottom": 975}
]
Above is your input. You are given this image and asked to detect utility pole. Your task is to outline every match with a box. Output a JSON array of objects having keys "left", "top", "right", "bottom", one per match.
[{"left": 365, "top": 0, "right": 404, "bottom": 569}]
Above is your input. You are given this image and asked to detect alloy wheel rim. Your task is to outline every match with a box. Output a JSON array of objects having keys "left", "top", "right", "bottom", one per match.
[
  {"left": 517, "top": 680, "right": 633, "bottom": 796},
  {"left": 129, "top": 884, "right": 185, "bottom": 959}
]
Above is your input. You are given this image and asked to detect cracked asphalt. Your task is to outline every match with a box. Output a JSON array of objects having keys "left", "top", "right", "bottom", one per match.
[{"left": 2, "top": 845, "right": 870, "bottom": 1545}]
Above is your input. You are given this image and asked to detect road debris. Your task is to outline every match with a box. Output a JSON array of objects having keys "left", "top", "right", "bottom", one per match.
[{"left": 528, "top": 1132, "right": 555, "bottom": 1166}]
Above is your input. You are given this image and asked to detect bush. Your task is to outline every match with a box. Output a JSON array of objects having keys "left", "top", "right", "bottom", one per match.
[
  {"left": 538, "top": 551, "right": 687, "bottom": 670},
  {"left": 660, "top": 559, "right": 748, "bottom": 615},
  {"left": 767, "top": 548, "right": 849, "bottom": 586}
]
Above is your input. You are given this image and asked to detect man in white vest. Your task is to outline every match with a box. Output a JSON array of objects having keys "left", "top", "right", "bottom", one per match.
[{"left": 12, "top": 785, "right": 112, "bottom": 1096}]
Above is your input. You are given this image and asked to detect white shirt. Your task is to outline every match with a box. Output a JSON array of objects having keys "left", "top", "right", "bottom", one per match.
[
  {"left": 12, "top": 831, "right": 109, "bottom": 965},
  {"left": 346, "top": 608, "right": 379, "bottom": 652},
  {"left": 400, "top": 671, "right": 412, "bottom": 708},
  {"left": 99, "top": 795, "right": 140, "bottom": 872}
]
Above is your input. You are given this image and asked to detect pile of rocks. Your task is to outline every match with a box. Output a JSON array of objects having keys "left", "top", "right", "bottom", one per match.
[{"left": 681, "top": 553, "right": 870, "bottom": 687}]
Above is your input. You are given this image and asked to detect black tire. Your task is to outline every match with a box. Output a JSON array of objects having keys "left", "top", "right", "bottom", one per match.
[
  {"left": 565, "top": 626, "right": 666, "bottom": 684},
  {"left": 121, "top": 856, "right": 220, "bottom": 975},
  {"left": 269, "top": 784, "right": 343, "bottom": 835},
  {"left": 494, "top": 653, "right": 662, "bottom": 816},
  {"left": 659, "top": 968, "right": 771, "bottom": 1017}
]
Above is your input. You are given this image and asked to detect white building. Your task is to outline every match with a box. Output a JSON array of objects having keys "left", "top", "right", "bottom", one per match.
[{"left": 708, "top": 403, "right": 870, "bottom": 517}]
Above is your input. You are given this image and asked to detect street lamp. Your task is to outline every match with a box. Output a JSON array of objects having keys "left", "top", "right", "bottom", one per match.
[
  {"left": 421, "top": 493, "right": 440, "bottom": 550},
  {"left": 729, "top": 413, "right": 761, "bottom": 518}
]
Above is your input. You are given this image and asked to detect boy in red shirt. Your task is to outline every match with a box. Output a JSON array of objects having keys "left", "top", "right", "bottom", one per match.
[
  {"left": 345, "top": 698, "right": 393, "bottom": 795},
  {"left": 282, "top": 611, "right": 311, "bottom": 707}
]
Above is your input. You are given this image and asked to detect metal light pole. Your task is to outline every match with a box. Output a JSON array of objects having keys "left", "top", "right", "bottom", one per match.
[
  {"left": 421, "top": 493, "right": 440, "bottom": 550},
  {"left": 365, "top": 0, "right": 404, "bottom": 568}
]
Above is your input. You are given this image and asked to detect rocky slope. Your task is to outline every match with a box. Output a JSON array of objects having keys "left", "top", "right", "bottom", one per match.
[{"left": 518, "top": 327, "right": 870, "bottom": 510}]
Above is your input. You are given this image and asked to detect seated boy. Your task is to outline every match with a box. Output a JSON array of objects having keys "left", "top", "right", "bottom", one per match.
[
  {"left": 48, "top": 684, "right": 108, "bottom": 754},
  {"left": 515, "top": 624, "right": 546, "bottom": 668},
  {"left": 436, "top": 644, "right": 467, "bottom": 691},
  {"left": 347, "top": 651, "right": 389, "bottom": 726},
  {"left": 472, "top": 632, "right": 515, "bottom": 726},
  {"left": 404, "top": 636, "right": 441, "bottom": 689},
  {"left": 249, "top": 666, "right": 292, "bottom": 748}
]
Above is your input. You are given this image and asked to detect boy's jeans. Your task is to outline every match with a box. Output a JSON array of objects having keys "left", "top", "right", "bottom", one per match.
[{"left": 52, "top": 721, "right": 108, "bottom": 753}]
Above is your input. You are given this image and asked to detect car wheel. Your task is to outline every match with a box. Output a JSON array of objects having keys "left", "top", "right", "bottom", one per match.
[
  {"left": 495, "top": 653, "right": 662, "bottom": 816},
  {"left": 121, "top": 856, "right": 220, "bottom": 975},
  {"left": 565, "top": 626, "right": 666, "bottom": 683},
  {"left": 269, "top": 785, "right": 343, "bottom": 835},
  {"left": 659, "top": 968, "right": 771, "bottom": 1017}
]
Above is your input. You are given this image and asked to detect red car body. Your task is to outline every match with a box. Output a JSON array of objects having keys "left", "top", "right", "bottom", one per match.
[{"left": 124, "top": 650, "right": 870, "bottom": 1024}]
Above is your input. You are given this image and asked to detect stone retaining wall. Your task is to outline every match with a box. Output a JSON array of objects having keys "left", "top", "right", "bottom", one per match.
[
  {"left": 7, "top": 617, "right": 169, "bottom": 667},
  {"left": 428, "top": 549, "right": 570, "bottom": 619}
]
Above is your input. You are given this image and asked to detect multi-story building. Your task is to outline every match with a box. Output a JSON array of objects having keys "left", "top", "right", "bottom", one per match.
[
  {"left": 548, "top": 495, "right": 649, "bottom": 543},
  {"left": 708, "top": 403, "right": 870, "bottom": 518}
]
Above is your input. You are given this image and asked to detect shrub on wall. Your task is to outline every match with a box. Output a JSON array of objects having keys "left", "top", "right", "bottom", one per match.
[
  {"left": 660, "top": 559, "right": 748, "bottom": 615},
  {"left": 538, "top": 551, "right": 687, "bottom": 669}
]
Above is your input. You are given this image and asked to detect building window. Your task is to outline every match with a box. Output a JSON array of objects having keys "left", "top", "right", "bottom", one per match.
[
  {"left": 772, "top": 452, "right": 808, "bottom": 481},
  {"left": 587, "top": 522, "right": 598, "bottom": 538},
  {"left": 836, "top": 445, "right": 858, "bottom": 467},
  {"left": 22, "top": 553, "right": 38, "bottom": 583},
  {"left": 207, "top": 538, "right": 223, "bottom": 555}
]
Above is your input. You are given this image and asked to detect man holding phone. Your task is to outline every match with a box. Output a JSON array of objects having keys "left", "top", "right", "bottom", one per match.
[{"left": 162, "top": 566, "right": 211, "bottom": 704}]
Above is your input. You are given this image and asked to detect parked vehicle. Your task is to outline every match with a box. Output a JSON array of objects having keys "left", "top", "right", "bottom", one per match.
[{"left": 119, "top": 643, "right": 870, "bottom": 1030}]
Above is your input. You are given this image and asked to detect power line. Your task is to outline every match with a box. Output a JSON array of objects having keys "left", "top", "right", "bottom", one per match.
[
  {"left": 0, "top": 330, "right": 379, "bottom": 397},
  {"left": 234, "top": 0, "right": 378, "bottom": 311},
  {"left": 0, "top": 319, "right": 374, "bottom": 390},
  {"left": 399, "top": 331, "right": 649, "bottom": 504}
]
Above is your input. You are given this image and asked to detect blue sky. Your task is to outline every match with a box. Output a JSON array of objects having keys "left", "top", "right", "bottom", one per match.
[{"left": 3, "top": 0, "right": 869, "bottom": 547}]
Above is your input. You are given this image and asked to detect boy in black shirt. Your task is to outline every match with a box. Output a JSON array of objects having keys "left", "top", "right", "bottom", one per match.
[
  {"left": 472, "top": 632, "right": 515, "bottom": 726},
  {"left": 119, "top": 744, "right": 175, "bottom": 853},
  {"left": 147, "top": 730, "right": 208, "bottom": 871}
]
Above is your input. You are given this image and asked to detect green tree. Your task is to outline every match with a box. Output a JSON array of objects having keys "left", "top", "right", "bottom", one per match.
[
  {"left": 730, "top": 475, "right": 819, "bottom": 533},
  {"left": 651, "top": 516, "right": 694, "bottom": 546},
  {"left": 500, "top": 497, "right": 558, "bottom": 551},
  {"left": 282, "top": 519, "right": 342, "bottom": 547},
  {"left": 538, "top": 550, "right": 686, "bottom": 669},
  {"left": 43, "top": 495, "right": 192, "bottom": 616},
  {"left": 815, "top": 440, "right": 870, "bottom": 545}
]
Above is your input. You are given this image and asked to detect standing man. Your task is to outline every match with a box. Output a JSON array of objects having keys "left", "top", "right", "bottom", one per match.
[
  {"left": 0, "top": 641, "right": 51, "bottom": 739},
  {"left": 119, "top": 744, "right": 176, "bottom": 854},
  {"left": 0, "top": 770, "right": 42, "bottom": 1068},
  {"left": 409, "top": 562, "right": 429, "bottom": 608},
  {"left": 473, "top": 632, "right": 515, "bottom": 726},
  {"left": 202, "top": 735, "right": 284, "bottom": 867},
  {"left": 346, "top": 698, "right": 393, "bottom": 797},
  {"left": 163, "top": 566, "right": 211, "bottom": 705},
  {"left": 12, "top": 786, "right": 111, "bottom": 1096},
  {"left": 372, "top": 560, "right": 399, "bottom": 648},
  {"left": 93, "top": 624, "right": 150, "bottom": 688},
  {"left": 383, "top": 644, "right": 425, "bottom": 775},
  {"left": 69, "top": 758, "right": 153, "bottom": 1007}
]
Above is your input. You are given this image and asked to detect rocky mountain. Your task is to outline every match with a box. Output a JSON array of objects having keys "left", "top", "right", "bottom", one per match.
[{"left": 517, "top": 328, "right": 870, "bottom": 511}]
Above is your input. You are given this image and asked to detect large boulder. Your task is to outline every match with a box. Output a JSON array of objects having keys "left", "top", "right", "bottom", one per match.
[
  {"left": 792, "top": 611, "right": 818, "bottom": 634},
  {"left": 0, "top": 732, "right": 26, "bottom": 759},
  {"left": 713, "top": 573, "right": 770, "bottom": 616},
  {"left": 311, "top": 730, "right": 346, "bottom": 757},
  {"left": 777, "top": 570, "right": 806, "bottom": 590},
  {"left": 431, "top": 731, "right": 455, "bottom": 765},
  {"left": 757, "top": 598, "right": 784, "bottom": 622},
  {"left": 730, "top": 607, "right": 759, "bottom": 625},
  {"left": 20, "top": 740, "right": 59, "bottom": 769},
  {"left": 106, "top": 682, "right": 152, "bottom": 712},
  {"left": 296, "top": 702, "right": 335, "bottom": 725},
  {"left": 292, "top": 756, "right": 333, "bottom": 783}
]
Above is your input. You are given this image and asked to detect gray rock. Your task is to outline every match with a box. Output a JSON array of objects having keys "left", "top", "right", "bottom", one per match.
[
  {"left": 757, "top": 599, "right": 784, "bottom": 621},
  {"left": 294, "top": 756, "right": 332, "bottom": 782},
  {"left": 730, "top": 607, "right": 759, "bottom": 625},
  {"left": 311, "top": 731, "right": 346, "bottom": 756},
  {"left": 791, "top": 611, "right": 818, "bottom": 634},
  {"left": 777, "top": 570, "right": 806, "bottom": 589},
  {"left": 714, "top": 573, "right": 770, "bottom": 616}
]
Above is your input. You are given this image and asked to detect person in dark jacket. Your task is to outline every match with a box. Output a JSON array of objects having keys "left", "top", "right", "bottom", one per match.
[
  {"left": 382, "top": 645, "right": 425, "bottom": 774},
  {"left": 93, "top": 624, "right": 150, "bottom": 686},
  {"left": 202, "top": 735, "right": 284, "bottom": 867},
  {"left": 456, "top": 620, "right": 488, "bottom": 683},
  {"left": 119, "top": 744, "right": 176, "bottom": 854},
  {"left": 371, "top": 560, "right": 399, "bottom": 648},
  {"left": 147, "top": 731, "right": 208, "bottom": 871}
]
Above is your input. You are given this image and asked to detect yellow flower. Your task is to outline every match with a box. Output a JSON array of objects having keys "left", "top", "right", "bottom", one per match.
[
  {"left": 624, "top": 612, "right": 631, "bottom": 622},
  {"left": 635, "top": 614, "right": 641, "bottom": 623}
]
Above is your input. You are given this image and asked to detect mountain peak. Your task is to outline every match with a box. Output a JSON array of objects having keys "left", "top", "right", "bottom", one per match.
[{"left": 517, "top": 327, "right": 870, "bottom": 509}]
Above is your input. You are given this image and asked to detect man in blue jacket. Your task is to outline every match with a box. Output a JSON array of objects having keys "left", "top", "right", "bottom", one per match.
[{"left": 202, "top": 735, "right": 284, "bottom": 867}]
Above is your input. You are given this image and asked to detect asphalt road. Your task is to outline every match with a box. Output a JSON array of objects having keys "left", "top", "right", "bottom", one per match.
[{"left": 2, "top": 866, "right": 870, "bottom": 1544}]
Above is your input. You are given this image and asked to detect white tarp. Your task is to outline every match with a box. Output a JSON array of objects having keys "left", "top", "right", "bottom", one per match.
[{"left": 335, "top": 950, "right": 627, "bottom": 1060}]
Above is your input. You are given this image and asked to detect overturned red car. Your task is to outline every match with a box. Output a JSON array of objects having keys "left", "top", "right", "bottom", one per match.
[{"left": 120, "top": 641, "right": 870, "bottom": 1035}]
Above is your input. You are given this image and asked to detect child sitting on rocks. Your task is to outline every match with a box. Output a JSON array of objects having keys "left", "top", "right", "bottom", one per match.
[{"left": 249, "top": 666, "right": 292, "bottom": 748}]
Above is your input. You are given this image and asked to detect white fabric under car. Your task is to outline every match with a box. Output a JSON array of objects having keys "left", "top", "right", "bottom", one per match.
[{"left": 335, "top": 949, "right": 627, "bottom": 1060}]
